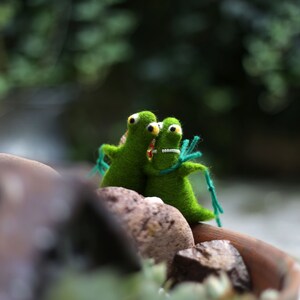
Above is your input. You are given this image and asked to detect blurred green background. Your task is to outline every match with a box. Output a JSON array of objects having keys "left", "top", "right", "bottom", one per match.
[
  {"left": 0, "top": 0, "right": 300, "bottom": 179},
  {"left": 1, "top": 0, "right": 300, "bottom": 257}
]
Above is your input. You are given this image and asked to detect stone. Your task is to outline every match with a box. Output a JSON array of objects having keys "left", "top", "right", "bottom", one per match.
[
  {"left": 0, "top": 154, "right": 140, "bottom": 300},
  {"left": 0, "top": 153, "right": 59, "bottom": 178},
  {"left": 170, "top": 240, "right": 251, "bottom": 292},
  {"left": 96, "top": 187, "right": 195, "bottom": 267},
  {"left": 0, "top": 155, "right": 68, "bottom": 300},
  {"left": 67, "top": 186, "right": 141, "bottom": 273}
]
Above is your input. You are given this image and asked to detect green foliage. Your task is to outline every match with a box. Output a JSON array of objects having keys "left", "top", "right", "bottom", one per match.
[
  {"left": 241, "top": 1, "right": 300, "bottom": 113},
  {"left": 2, "top": 0, "right": 299, "bottom": 176},
  {"left": 45, "top": 262, "right": 166, "bottom": 300},
  {"left": 0, "top": 2, "right": 15, "bottom": 30},
  {"left": 45, "top": 260, "right": 254, "bottom": 300},
  {"left": 125, "top": 0, "right": 300, "bottom": 116},
  {"left": 0, "top": 0, "right": 136, "bottom": 97},
  {"left": 204, "top": 88, "right": 237, "bottom": 114}
]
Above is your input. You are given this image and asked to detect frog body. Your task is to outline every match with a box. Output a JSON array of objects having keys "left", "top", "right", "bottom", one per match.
[
  {"left": 101, "top": 111, "right": 159, "bottom": 194},
  {"left": 144, "top": 117, "right": 214, "bottom": 223}
]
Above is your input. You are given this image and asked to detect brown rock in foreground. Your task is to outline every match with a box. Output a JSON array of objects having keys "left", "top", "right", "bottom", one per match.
[
  {"left": 170, "top": 240, "right": 251, "bottom": 292},
  {"left": 0, "top": 154, "right": 140, "bottom": 300},
  {"left": 97, "top": 187, "right": 195, "bottom": 267},
  {"left": 0, "top": 153, "right": 59, "bottom": 178}
]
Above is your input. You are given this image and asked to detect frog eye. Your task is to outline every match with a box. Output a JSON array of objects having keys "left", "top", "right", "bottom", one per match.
[
  {"left": 168, "top": 124, "right": 182, "bottom": 135},
  {"left": 147, "top": 122, "right": 160, "bottom": 136},
  {"left": 158, "top": 122, "right": 163, "bottom": 129},
  {"left": 128, "top": 113, "right": 140, "bottom": 125}
]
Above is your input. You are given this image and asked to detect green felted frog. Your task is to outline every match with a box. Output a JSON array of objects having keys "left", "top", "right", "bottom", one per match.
[
  {"left": 100, "top": 111, "right": 160, "bottom": 194},
  {"left": 144, "top": 117, "right": 215, "bottom": 224}
]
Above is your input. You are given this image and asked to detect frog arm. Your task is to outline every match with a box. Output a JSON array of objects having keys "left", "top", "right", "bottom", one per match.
[
  {"left": 178, "top": 161, "right": 208, "bottom": 177},
  {"left": 102, "top": 144, "right": 120, "bottom": 160}
]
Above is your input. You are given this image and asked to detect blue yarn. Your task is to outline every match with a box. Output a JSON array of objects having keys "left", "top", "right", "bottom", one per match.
[
  {"left": 160, "top": 136, "right": 202, "bottom": 175},
  {"left": 186, "top": 136, "right": 200, "bottom": 155},
  {"left": 180, "top": 139, "right": 190, "bottom": 156},
  {"left": 87, "top": 145, "right": 109, "bottom": 177},
  {"left": 204, "top": 169, "right": 224, "bottom": 227}
]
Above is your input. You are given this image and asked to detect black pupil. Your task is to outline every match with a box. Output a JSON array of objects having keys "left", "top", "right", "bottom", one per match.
[
  {"left": 170, "top": 126, "right": 176, "bottom": 132},
  {"left": 130, "top": 118, "right": 135, "bottom": 124},
  {"left": 148, "top": 125, "right": 154, "bottom": 132}
]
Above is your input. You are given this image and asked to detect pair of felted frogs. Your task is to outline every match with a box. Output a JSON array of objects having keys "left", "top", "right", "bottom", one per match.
[{"left": 95, "top": 111, "right": 223, "bottom": 225}]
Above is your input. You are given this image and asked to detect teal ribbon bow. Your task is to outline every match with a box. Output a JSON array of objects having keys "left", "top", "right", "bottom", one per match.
[
  {"left": 159, "top": 136, "right": 202, "bottom": 175},
  {"left": 87, "top": 145, "right": 109, "bottom": 177},
  {"left": 204, "top": 169, "right": 224, "bottom": 227}
]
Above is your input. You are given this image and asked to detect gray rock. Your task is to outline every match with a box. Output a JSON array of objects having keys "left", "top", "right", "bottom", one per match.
[
  {"left": 97, "top": 187, "right": 195, "bottom": 267},
  {"left": 0, "top": 155, "right": 141, "bottom": 300},
  {"left": 170, "top": 240, "right": 251, "bottom": 292}
]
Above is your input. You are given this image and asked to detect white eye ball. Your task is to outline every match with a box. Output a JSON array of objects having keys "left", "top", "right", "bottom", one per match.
[
  {"left": 158, "top": 122, "right": 163, "bottom": 129},
  {"left": 128, "top": 113, "right": 140, "bottom": 125},
  {"left": 168, "top": 124, "right": 182, "bottom": 135}
]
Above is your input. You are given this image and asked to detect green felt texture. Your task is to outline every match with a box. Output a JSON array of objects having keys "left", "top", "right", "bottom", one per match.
[
  {"left": 144, "top": 117, "right": 215, "bottom": 224},
  {"left": 101, "top": 111, "right": 159, "bottom": 194}
]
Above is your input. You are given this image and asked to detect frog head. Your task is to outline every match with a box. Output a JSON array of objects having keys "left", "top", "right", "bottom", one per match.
[
  {"left": 151, "top": 117, "right": 183, "bottom": 169},
  {"left": 126, "top": 111, "right": 160, "bottom": 149}
]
